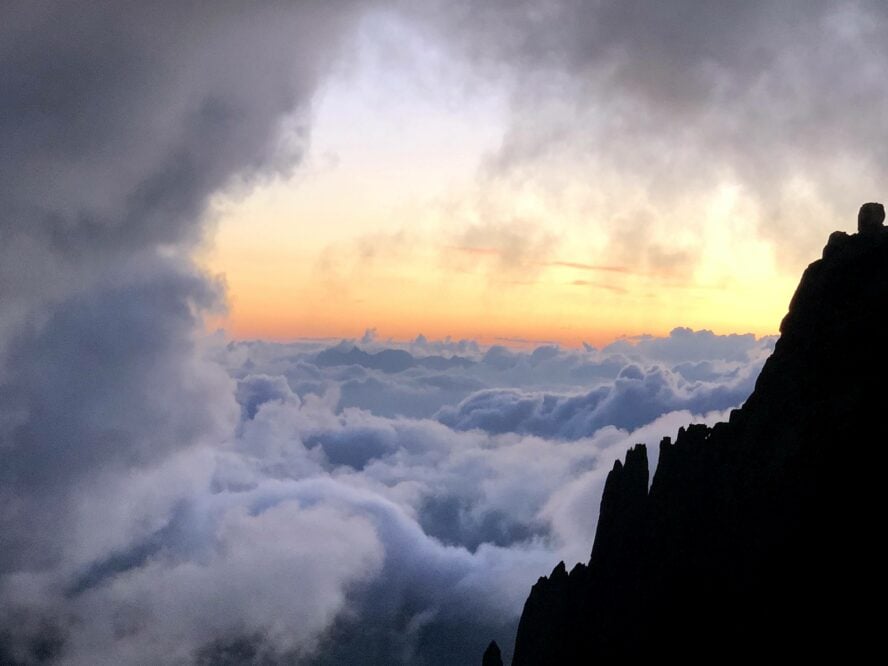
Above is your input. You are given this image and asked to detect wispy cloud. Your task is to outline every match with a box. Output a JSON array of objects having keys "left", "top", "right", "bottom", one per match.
[
  {"left": 549, "top": 261, "right": 632, "bottom": 274},
  {"left": 570, "top": 280, "right": 628, "bottom": 293}
]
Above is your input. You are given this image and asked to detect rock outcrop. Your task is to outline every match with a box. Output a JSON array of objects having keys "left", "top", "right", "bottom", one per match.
[
  {"left": 501, "top": 220, "right": 888, "bottom": 664},
  {"left": 482, "top": 641, "right": 503, "bottom": 666},
  {"left": 857, "top": 201, "right": 885, "bottom": 233}
]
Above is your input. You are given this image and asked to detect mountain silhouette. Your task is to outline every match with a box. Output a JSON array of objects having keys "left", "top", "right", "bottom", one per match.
[
  {"left": 494, "top": 219, "right": 888, "bottom": 663},
  {"left": 315, "top": 343, "right": 473, "bottom": 374}
]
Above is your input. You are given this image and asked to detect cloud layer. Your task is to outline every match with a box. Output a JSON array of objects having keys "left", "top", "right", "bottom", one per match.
[{"left": 1, "top": 326, "right": 767, "bottom": 664}]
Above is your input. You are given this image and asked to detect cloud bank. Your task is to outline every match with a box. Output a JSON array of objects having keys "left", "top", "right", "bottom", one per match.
[{"left": 1, "top": 324, "right": 768, "bottom": 663}]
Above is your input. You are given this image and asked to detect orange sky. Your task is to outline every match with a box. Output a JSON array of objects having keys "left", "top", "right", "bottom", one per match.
[{"left": 202, "top": 213, "right": 795, "bottom": 348}]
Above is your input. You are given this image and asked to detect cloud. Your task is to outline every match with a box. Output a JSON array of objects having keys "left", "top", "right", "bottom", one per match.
[
  {"left": 205, "top": 384, "right": 659, "bottom": 663},
  {"left": 451, "top": 220, "right": 557, "bottom": 276},
  {"left": 2, "top": 488, "right": 385, "bottom": 666},
  {"left": 1, "top": 3, "right": 365, "bottom": 336},
  {"left": 437, "top": 361, "right": 758, "bottom": 439},
  {"left": 409, "top": 0, "right": 888, "bottom": 264},
  {"left": 603, "top": 326, "right": 773, "bottom": 363},
  {"left": 214, "top": 335, "right": 763, "bottom": 662},
  {"left": 236, "top": 373, "right": 298, "bottom": 421},
  {"left": 226, "top": 329, "right": 769, "bottom": 425},
  {"left": 2, "top": 3, "right": 794, "bottom": 664},
  {"left": 0, "top": 2, "right": 374, "bottom": 662},
  {"left": 337, "top": 373, "right": 486, "bottom": 419},
  {"left": 0, "top": 324, "right": 767, "bottom": 663},
  {"left": 77, "top": 499, "right": 383, "bottom": 665},
  {"left": 0, "top": 261, "right": 237, "bottom": 573},
  {"left": 0, "top": 0, "right": 368, "bottom": 561}
]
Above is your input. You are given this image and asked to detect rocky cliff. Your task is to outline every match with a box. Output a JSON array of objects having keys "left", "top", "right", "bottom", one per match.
[{"left": 502, "top": 224, "right": 888, "bottom": 663}]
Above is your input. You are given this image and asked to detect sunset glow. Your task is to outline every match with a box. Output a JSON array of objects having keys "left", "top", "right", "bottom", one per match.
[{"left": 200, "top": 12, "right": 808, "bottom": 347}]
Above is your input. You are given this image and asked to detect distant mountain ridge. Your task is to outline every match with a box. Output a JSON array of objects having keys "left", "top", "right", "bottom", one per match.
[
  {"left": 314, "top": 344, "right": 474, "bottom": 373},
  {"left": 486, "top": 225, "right": 888, "bottom": 663}
]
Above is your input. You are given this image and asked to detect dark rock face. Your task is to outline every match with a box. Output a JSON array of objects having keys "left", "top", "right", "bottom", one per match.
[
  {"left": 507, "top": 227, "right": 888, "bottom": 663},
  {"left": 857, "top": 201, "right": 884, "bottom": 233},
  {"left": 482, "top": 641, "right": 503, "bottom": 666}
]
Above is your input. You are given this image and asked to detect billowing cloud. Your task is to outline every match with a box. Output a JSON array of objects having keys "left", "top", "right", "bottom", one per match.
[
  {"left": 0, "top": 261, "right": 236, "bottom": 573},
  {"left": 1, "top": 2, "right": 364, "bottom": 333},
  {"left": 0, "top": 0, "right": 368, "bottom": 553},
  {"left": 0, "top": 1, "right": 369, "bottom": 662},
  {"left": 198, "top": 336, "right": 760, "bottom": 662},
  {"left": 437, "top": 363, "right": 755, "bottom": 438},
  {"left": 604, "top": 327, "right": 768, "bottom": 363}
]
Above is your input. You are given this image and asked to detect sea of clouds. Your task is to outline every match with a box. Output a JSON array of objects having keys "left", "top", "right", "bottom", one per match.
[{"left": 2, "top": 324, "right": 773, "bottom": 664}]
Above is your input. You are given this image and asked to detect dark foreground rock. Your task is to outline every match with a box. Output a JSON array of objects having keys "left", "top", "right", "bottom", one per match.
[
  {"left": 504, "top": 225, "right": 888, "bottom": 664},
  {"left": 482, "top": 641, "right": 503, "bottom": 666},
  {"left": 858, "top": 201, "right": 885, "bottom": 233}
]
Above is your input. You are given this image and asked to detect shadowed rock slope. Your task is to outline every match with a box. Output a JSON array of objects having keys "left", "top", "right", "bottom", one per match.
[{"left": 506, "top": 228, "right": 888, "bottom": 663}]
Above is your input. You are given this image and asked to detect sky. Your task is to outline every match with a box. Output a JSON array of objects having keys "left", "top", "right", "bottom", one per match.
[
  {"left": 1, "top": 2, "right": 886, "bottom": 665},
  {"left": 198, "top": 1, "right": 887, "bottom": 346}
]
